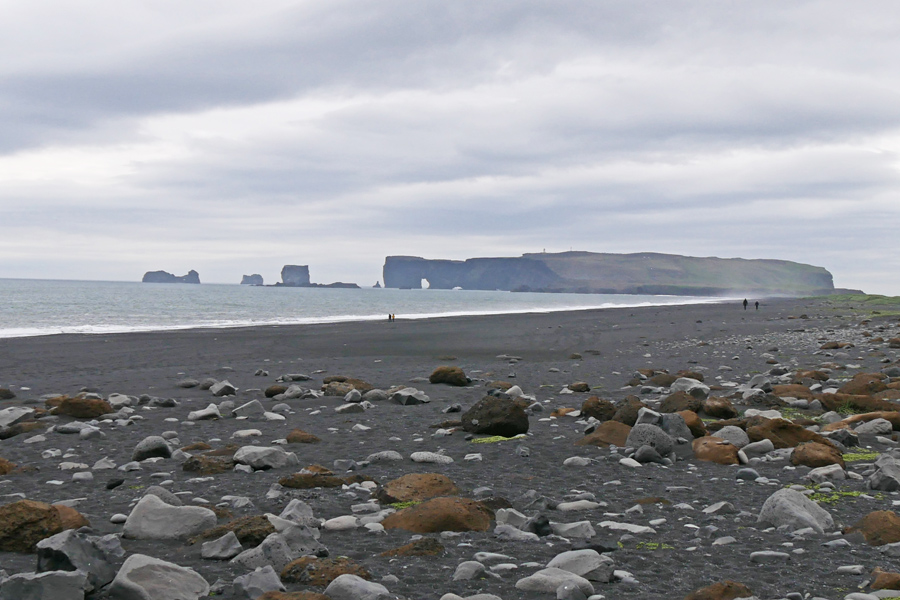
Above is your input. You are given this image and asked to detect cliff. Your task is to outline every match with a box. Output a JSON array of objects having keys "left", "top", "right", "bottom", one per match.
[
  {"left": 383, "top": 252, "right": 837, "bottom": 296},
  {"left": 279, "top": 265, "right": 311, "bottom": 286},
  {"left": 241, "top": 274, "right": 264, "bottom": 285},
  {"left": 142, "top": 270, "right": 200, "bottom": 284}
]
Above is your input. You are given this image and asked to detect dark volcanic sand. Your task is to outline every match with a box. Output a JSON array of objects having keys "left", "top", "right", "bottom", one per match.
[{"left": 1, "top": 297, "right": 899, "bottom": 599}]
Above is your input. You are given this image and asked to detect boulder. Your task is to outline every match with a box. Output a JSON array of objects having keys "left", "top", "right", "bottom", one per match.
[
  {"left": 515, "top": 567, "right": 594, "bottom": 596},
  {"left": 714, "top": 425, "right": 749, "bottom": 448},
  {"left": 182, "top": 455, "right": 235, "bottom": 474},
  {"left": 868, "top": 459, "right": 900, "bottom": 491},
  {"left": 702, "top": 397, "right": 738, "bottom": 419},
  {"left": 683, "top": 580, "right": 754, "bottom": 600},
  {"left": 230, "top": 525, "right": 327, "bottom": 571},
  {"left": 757, "top": 488, "right": 834, "bottom": 534},
  {"left": 201, "top": 531, "right": 243, "bottom": 560},
  {"left": 545, "top": 549, "right": 615, "bottom": 582},
  {"left": 107, "top": 554, "right": 209, "bottom": 600},
  {"left": 381, "top": 497, "right": 492, "bottom": 533},
  {"left": 0, "top": 388, "right": 15, "bottom": 400},
  {"left": 52, "top": 397, "right": 113, "bottom": 419},
  {"left": 281, "top": 557, "right": 371, "bottom": 586},
  {"left": 233, "top": 565, "right": 285, "bottom": 599},
  {"left": 210, "top": 380, "right": 237, "bottom": 397},
  {"left": 678, "top": 411, "right": 708, "bottom": 438},
  {"left": 568, "top": 382, "right": 591, "bottom": 393},
  {"left": 0, "top": 499, "right": 89, "bottom": 553},
  {"left": 692, "top": 437, "right": 740, "bottom": 465},
  {"left": 670, "top": 377, "right": 710, "bottom": 399},
  {"left": 660, "top": 391, "right": 702, "bottom": 413},
  {"left": 461, "top": 396, "right": 529, "bottom": 437},
  {"left": 36, "top": 529, "right": 118, "bottom": 592},
  {"left": 323, "top": 574, "right": 391, "bottom": 600},
  {"left": 0, "top": 570, "right": 87, "bottom": 600},
  {"left": 0, "top": 406, "right": 33, "bottom": 428},
  {"left": 131, "top": 436, "right": 172, "bottom": 461},
  {"left": 847, "top": 510, "right": 900, "bottom": 545},
  {"left": 581, "top": 396, "right": 616, "bottom": 422},
  {"left": 747, "top": 417, "right": 835, "bottom": 449},
  {"left": 377, "top": 473, "right": 459, "bottom": 503},
  {"left": 611, "top": 398, "right": 646, "bottom": 426},
  {"left": 429, "top": 366, "right": 469, "bottom": 386},
  {"left": 286, "top": 429, "right": 321, "bottom": 444},
  {"left": 233, "top": 446, "right": 300, "bottom": 470},
  {"left": 625, "top": 424, "right": 674, "bottom": 455},
  {"left": 790, "top": 441, "right": 845, "bottom": 468},
  {"left": 871, "top": 567, "right": 900, "bottom": 591},
  {"left": 123, "top": 494, "right": 217, "bottom": 540},
  {"left": 390, "top": 387, "right": 430, "bottom": 405},
  {"left": 575, "top": 421, "right": 631, "bottom": 447}
]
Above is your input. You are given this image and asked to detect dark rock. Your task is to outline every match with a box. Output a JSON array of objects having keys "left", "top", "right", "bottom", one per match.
[
  {"left": 461, "top": 396, "right": 529, "bottom": 437},
  {"left": 660, "top": 391, "right": 702, "bottom": 413},
  {"left": 581, "top": 396, "right": 616, "bottom": 422},
  {"left": 429, "top": 366, "right": 469, "bottom": 386},
  {"left": 612, "top": 397, "right": 647, "bottom": 426},
  {"left": 0, "top": 388, "right": 15, "bottom": 400},
  {"left": 241, "top": 274, "right": 264, "bottom": 285},
  {"left": 142, "top": 270, "right": 200, "bottom": 284}
]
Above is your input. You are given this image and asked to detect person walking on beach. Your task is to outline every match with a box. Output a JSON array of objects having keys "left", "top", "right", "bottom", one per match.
[
  {"left": 755, "top": 301, "right": 759, "bottom": 310},
  {"left": 743, "top": 298, "right": 748, "bottom": 310}
]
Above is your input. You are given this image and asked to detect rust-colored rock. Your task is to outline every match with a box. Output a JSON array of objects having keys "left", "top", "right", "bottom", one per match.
[
  {"left": 182, "top": 455, "right": 235, "bottom": 474},
  {"left": 847, "top": 511, "right": 900, "bottom": 545},
  {"left": 378, "top": 473, "right": 459, "bottom": 504},
  {"left": 678, "top": 411, "right": 708, "bottom": 438},
  {"left": 279, "top": 473, "right": 374, "bottom": 489},
  {"left": 568, "top": 382, "right": 590, "bottom": 393},
  {"left": 771, "top": 384, "right": 815, "bottom": 401},
  {"left": 551, "top": 407, "right": 578, "bottom": 417},
  {"left": 871, "top": 567, "right": 900, "bottom": 590},
  {"left": 702, "top": 397, "right": 738, "bottom": 419},
  {"left": 429, "top": 366, "right": 468, "bottom": 386},
  {"left": 51, "top": 396, "right": 114, "bottom": 419},
  {"left": 581, "top": 396, "right": 616, "bottom": 422},
  {"left": 0, "top": 458, "right": 15, "bottom": 475},
  {"left": 380, "top": 537, "right": 444, "bottom": 557},
  {"left": 818, "top": 393, "right": 899, "bottom": 414},
  {"left": 660, "top": 391, "right": 702, "bottom": 413},
  {"left": 890, "top": 337, "right": 900, "bottom": 349},
  {"left": 381, "top": 497, "right": 492, "bottom": 533},
  {"left": 0, "top": 500, "right": 88, "bottom": 553},
  {"left": 575, "top": 420, "right": 632, "bottom": 447},
  {"left": 647, "top": 373, "right": 678, "bottom": 387},
  {"left": 839, "top": 374, "right": 888, "bottom": 396},
  {"left": 281, "top": 556, "right": 371, "bottom": 586},
  {"left": 461, "top": 396, "right": 529, "bottom": 437},
  {"left": 747, "top": 418, "right": 834, "bottom": 449},
  {"left": 180, "top": 442, "right": 212, "bottom": 452},
  {"left": 677, "top": 370, "right": 705, "bottom": 382},
  {"left": 684, "top": 580, "right": 753, "bottom": 600},
  {"left": 794, "top": 370, "right": 830, "bottom": 382},
  {"left": 485, "top": 381, "right": 513, "bottom": 392},
  {"left": 791, "top": 441, "right": 845, "bottom": 468},
  {"left": 0, "top": 421, "right": 46, "bottom": 440},
  {"left": 835, "top": 411, "right": 900, "bottom": 431},
  {"left": 692, "top": 437, "right": 740, "bottom": 465},
  {"left": 189, "top": 514, "right": 275, "bottom": 547},
  {"left": 265, "top": 385, "right": 287, "bottom": 398},
  {"left": 321, "top": 377, "right": 373, "bottom": 395},
  {"left": 612, "top": 397, "right": 647, "bottom": 426},
  {"left": 286, "top": 429, "right": 321, "bottom": 444}
]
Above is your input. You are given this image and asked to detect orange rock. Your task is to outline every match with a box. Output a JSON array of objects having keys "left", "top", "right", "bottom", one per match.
[
  {"left": 679, "top": 410, "right": 708, "bottom": 438},
  {"left": 660, "top": 391, "right": 702, "bottom": 413},
  {"left": 818, "top": 393, "right": 899, "bottom": 414},
  {"left": 847, "top": 511, "right": 900, "bottom": 545},
  {"left": 581, "top": 396, "right": 616, "bottom": 422},
  {"left": 286, "top": 429, "right": 321, "bottom": 444},
  {"left": 378, "top": 473, "right": 459, "bottom": 503},
  {"left": 381, "top": 497, "right": 491, "bottom": 533},
  {"left": 180, "top": 442, "right": 212, "bottom": 452},
  {"left": 747, "top": 418, "right": 835, "bottom": 449},
  {"left": 790, "top": 441, "right": 845, "bottom": 468},
  {"left": 871, "top": 567, "right": 900, "bottom": 590},
  {"left": 429, "top": 366, "right": 468, "bottom": 386},
  {"left": 838, "top": 411, "right": 900, "bottom": 430},
  {"left": 575, "top": 420, "right": 631, "bottom": 447},
  {"left": 612, "top": 397, "right": 647, "bottom": 426},
  {"left": 379, "top": 537, "right": 444, "bottom": 557},
  {"left": 51, "top": 396, "right": 114, "bottom": 419},
  {"left": 0, "top": 499, "right": 87, "bottom": 553},
  {"left": 551, "top": 407, "right": 578, "bottom": 417},
  {"left": 0, "top": 458, "right": 15, "bottom": 475},
  {"left": 771, "top": 384, "right": 815, "bottom": 400},
  {"left": 647, "top": 373, "right": 678, "bottom": 387},
  {"left": 684, "top": 580, "right": 754, "bottom": 600},
  {"left": 839, "top": 374, "right": 888, "bottom": 396},
  {"left": 702, "top": 397, "right": 738, "bottom": 419},
  {"left": 281, "top": 556, "right": 370, "bottom": 586},
  {"left": 692, "top": 437, "right": 739, "bottom": 465}
]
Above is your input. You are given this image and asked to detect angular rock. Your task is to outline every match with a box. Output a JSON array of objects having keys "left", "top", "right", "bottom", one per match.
[
  {"left": 546, "top": 549, "right": 615, "bottom": 582},
  {"left": 107, "top": 554, "right": 209, "bottom": 600},
  {"left": 714, "top": 425, "right": 749, "bottom": 448},
  {"left": 187, "top": 404, "right": 221, "bottom": 421},
  {"left": 201, "top": 531, "right": 243, "bottom": 560},
  {"left": 757, "top": 488, "right": 834, "bottom": 534},
  {"left": 210, "top": 380, "right": 237, "bottom": 397},
  {"left": 0, "top": 570, "right": 87, "bottom": 600},
  {"left": 625, "top": 424, "right": 674, "bottom": 455},
  {"left": 36, "top": 529, "right": 117, "bottom": 591},
  {"left": 123, "top": 494, "right": 217, "bottom": 540},
  {"left": 660, "top": 391, "right": 702, "bottom": 413},
  {"left": 233, "top": 446, "right": 300, "bottom": 470},
  {"left": 390, "top": 387, "right": 430, "bottom": 405},
  {"left": 611, "top": 398, "right": 647, "bottom": 426}
]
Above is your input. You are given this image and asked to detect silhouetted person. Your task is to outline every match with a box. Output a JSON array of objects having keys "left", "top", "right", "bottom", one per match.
[
  {"left": 755, "top": 301, "right": 759, "bottom": 310},
  {"left": 743, "top": 298, "right": 748, "bottom": 310}
]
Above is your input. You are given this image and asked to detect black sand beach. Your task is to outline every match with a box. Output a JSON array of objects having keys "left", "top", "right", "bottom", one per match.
[{"left": 2, "top": 297, "right": 900, "bottom": 600}]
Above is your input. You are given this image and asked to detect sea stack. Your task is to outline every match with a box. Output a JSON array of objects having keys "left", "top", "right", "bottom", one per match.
[
  {"left": 240, "top": 274, "right": 264, "bottom": 285},
  {"left": 280, "top": 265, "right": 311, "bottom": 286},
  {"left": 142, "top": 270, "right": 200, "bottom": 284}
]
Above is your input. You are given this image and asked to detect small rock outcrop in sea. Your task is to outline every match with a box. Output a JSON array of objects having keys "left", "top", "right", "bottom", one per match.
[
  {"left": 240, "top": 274, "right": 263, "bottom": 285},
  {"left": 142, "top": 270, "right": 200, "bottom": 284},
  {"left": 276, "top": 264, "right": 360, "bottom": 289}
]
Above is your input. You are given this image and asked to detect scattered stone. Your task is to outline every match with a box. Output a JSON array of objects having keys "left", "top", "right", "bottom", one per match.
[
  {"left": 0, "top": 499, "right": 89, "bottom": 553},
  {"left": 757, "top": 488, "right": 834, "bottom": 535},
  {"left": 107, "top": 554, "right": 209, "bottom": 600},
  {"left": 430, "top": 366, "right": 469, "bottom": 386},
  {"left": 123, "top": 494, "right": 217, "bottom": 540},
  {"left": 461, "top": 396, "right": 529, "bottom": 437},
  {"left": 382, "top": 497, "right": 492, "bottom": 533}
]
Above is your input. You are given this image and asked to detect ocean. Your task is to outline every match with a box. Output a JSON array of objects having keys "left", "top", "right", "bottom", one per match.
[{"left": 0, "top": 278, "right": 725, "bottom": 339}]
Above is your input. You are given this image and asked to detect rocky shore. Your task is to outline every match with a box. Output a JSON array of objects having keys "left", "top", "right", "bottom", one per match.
[{"left": 3, "top": 297, "right": 900, "bottom": 600}]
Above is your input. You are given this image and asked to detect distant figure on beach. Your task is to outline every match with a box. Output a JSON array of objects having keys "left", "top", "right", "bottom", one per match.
[
  {"left": 388, "top": 314, "right": 393, "bottom": 322},
  {"left": 755, "top": 301, "right": 759, "bottom": 310},
  {"left": 743, "top": 298, "right": 748, "bottom": 310}
]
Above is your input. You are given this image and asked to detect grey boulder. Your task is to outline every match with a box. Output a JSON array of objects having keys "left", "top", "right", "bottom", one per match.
[
  {"left": 210, "top": 380, "right": 237, "bottom": 397},
  {"left": 36, "top": 529, "right": 119, "bottom": 591},
  {"left": 232, "top": 565, "right": 284, "bottom": 599},
  {"left": 515, "top": 567, "right": 594, "bottom": 596},
  {"left": 233, "top": 446, "right": 299, "bottom": 470},
  {"left": 545, "top": 549, "right": 615, "bottom": 582},
  {"left": 107, "top": 554, "right": 208, "bottom": 600},
  {"left": 324, "top": 574, "right": 392, "bottom": 600},
  {"left": 757, "top": 488, "right": 834, "bottom": 534},
  {"left": 201, "top": 531, "right": 243, "bottom": 560},
  {"left": 0, "top": 570, "right": 87, "bottom": 600},
  {"left": 131, "top": 436, "right": 172, "bottom": 462},
  {"left": 625, "top": 424, "right": 674, "bottom": 455},
  {"left": 123, "top": 494, "right": 217, "bottom": 540}
]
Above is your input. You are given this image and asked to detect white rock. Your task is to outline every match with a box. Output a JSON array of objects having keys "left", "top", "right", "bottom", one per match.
[
  {"left": 324, "top": 515, "right": 359, "bottom": 531},
  {"left": 410, "top": 452, "right": 453, "bottom": 464},
  {"left": 597, "top": 521, "right": 656, "bottom": 535},
  {"left": 515, "top": 567, "right": 594, "bottom": 596},
  {"left": 123, "top": 494, "right": 217, "bottom": 540}
]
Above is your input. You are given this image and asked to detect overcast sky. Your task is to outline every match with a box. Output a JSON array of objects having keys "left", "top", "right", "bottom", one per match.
[{"left": 2, "top": 1, "right": 899, "bottom": 294}]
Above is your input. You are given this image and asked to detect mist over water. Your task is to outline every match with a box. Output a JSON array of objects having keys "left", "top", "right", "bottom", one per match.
[{"left": 0, "top": 279, "right": 726, "bottom": 339}]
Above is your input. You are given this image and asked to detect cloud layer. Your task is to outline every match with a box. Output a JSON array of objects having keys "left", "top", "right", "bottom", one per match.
[{"left": 2, "top": 1, "right": 899, "bottom": 293}]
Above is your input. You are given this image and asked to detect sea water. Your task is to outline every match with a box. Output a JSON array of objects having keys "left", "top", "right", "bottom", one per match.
[{"left": 0, "top": 278, "right": 725, "bottom": 339}]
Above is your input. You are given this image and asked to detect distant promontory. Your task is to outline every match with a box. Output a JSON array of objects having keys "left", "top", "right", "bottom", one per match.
[
  {"left": 142, "top": 270, "right": 200, "bottom": 284},
  {"left": 274, "top": 265, "right": 359, "bottom": 289},
  {"left": 383, "top": 252, "right": 846, "bottom": 296}
]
